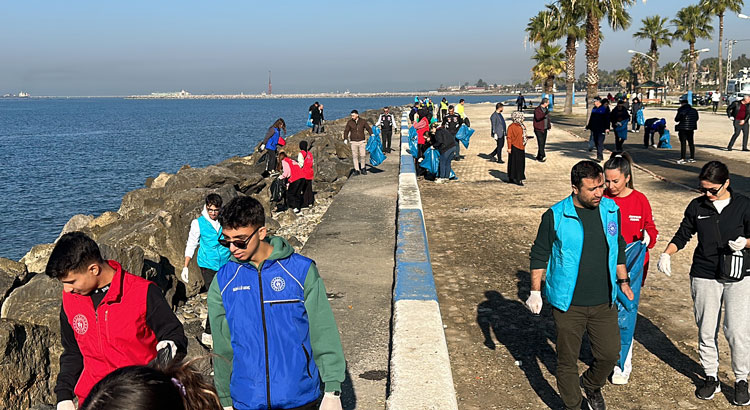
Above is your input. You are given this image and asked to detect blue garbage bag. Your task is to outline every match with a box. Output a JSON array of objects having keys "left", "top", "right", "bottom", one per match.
[
  {"left": 306, "top": 113, "right": 313, "bottom": 128},
  {"left": 370, "top": 145, "right": 386, "bottom": 166},
  {"left": 614, "top": 120, "right": 629, "bottom": 140},
  {"left": 367, "top": 129, "right": 382, "bottom": 153},
  {"left": 456, "top": 124, "right": 475, "bottom": 148},
  {"left": 658, "top": 129, "right": 672, "bottom": 149},
  {"left": 614, "top": 241, "right": 648, "bottom": 370},
  {"left": 408, "top": 126, "right": 419, "bottom": 158},
  {"left": 636, "top": 109, "right": 645, "bottom": 126},
  {"left": 419, "top": 147, "right": 439, "bottom": 174}
]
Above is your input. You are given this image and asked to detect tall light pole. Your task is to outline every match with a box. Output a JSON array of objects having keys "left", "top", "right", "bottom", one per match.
[
  {"left": 627, "top": 49, "right": 656, "bottom": 61},
  {"left": 687, "top": 48, "right": 710, "bottom": 105}
]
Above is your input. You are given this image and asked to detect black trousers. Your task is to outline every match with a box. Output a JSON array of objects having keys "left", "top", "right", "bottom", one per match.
[
  {"left": 382, "top": 127, "right": 392, "bottom": 151},
  {"left": 631, "top": 116, "right": 640, "bottom": 131},
  {"left": 199, "top": 268, "right": 217, "bottom": 333},
  {"left": 494, "top": 137, "right": 505, "bottom": 161},
  {"left": 507, "top": 145, "right": 525, "bottom": 182},
  {"left": 593, "top": 131, "right": 606, "bottom": 160},
  {"left": 301, "top": 178, "right": 314, "bottom": 207},
  {"left": 266, "top": 149, "right": 278, "bottom": 172},
  {"left": 729, "top": 120, "right": 750, "bottom": 150},
  {"left": 534, "top": 129, "right": 547, "bottom": 160},
  {"left": 517, "top": 103, "right": 524, "bottom": 112},
  {"left": 678, "top": 130, "right": 695, "bottom": 160},
  {"left": 615, "top": 135, "right": 625, "bottom": 152},
  {"left": 553, "top": 304, "right": 620, "bottom": 410},
  {"left": 713, "top": 101, "right": 719, "bottom": 113},
  {"left": 286, "top": 179, "right": 305, "bottom": 209}
]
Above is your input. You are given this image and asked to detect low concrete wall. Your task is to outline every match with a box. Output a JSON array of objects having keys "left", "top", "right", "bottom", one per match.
[{"left": 386, "top": 113, "right": 458, "bottom": 409}]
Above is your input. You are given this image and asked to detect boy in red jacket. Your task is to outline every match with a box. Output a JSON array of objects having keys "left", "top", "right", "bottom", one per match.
[{"left": 47, "top": 232, "right": 187, "bottom": 410}]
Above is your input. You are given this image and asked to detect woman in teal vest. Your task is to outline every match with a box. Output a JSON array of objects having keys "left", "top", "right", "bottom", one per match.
[{"left": 182, "top": 193, "right": 231, "bottom": 347}]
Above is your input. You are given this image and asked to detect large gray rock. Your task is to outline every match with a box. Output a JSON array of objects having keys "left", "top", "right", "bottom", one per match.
[
  {"left": 55, "top": 214, "right": 95, "bottom": 242},
  {"left": 20, "top": 244, "right": 55, "bottom": 275},
  {"left": 0, "top": 258, "right": 27, "bottom": 307},
  {"left": 1, "top": 274, "right": 62, "bottom": 334},
  {"left": 0, "top": 320, "right": 58, "bottom": 410}
]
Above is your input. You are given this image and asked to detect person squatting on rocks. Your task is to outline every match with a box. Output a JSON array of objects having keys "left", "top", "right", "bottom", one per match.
[
  {"left": 674, "top": 97, "right": 699, "bottom": 164},
  {"left": 586, "top": 97, "right": 611, "bottom": 162},
  {"left": 442, "top": 105, "right": 463, "bottom": 160},
  {"left": 488, "top": 102, "right": 507, "bottom": 164},
  {"left": 431, "top": 122, "right": 457, "bottom": 184},
  {"left": 657, "top": 161, "right": 750, "bottom": 406},
  {"left": 375, "top": 106, "right": 396, "bottom": 153},
  {"left": 79, "top": 360, "right": 222, "bottom": 410},
  {"left": 603, "top": 152, "right": 659, "bottom": 385},
  {"left": 506, "top": 110, "right": 527, "bottom": 186},
  {"left": 297, "top": 140, "right": 315, "bottom": 208},
  {"left": 208, "top": 196, "right": 346, "bottom": 410},
  {"left": 726, "top": 94, "right": 750, "bottom": 151},
  {"left": 527, "top": 160, "right": 634, "bottom": 410},
  {"left": 342, "top": 109, "right": 373, "bottom": 176},
  {"left": 259, "top": 118, "right": 287, "bottom": 175},
  {"left": 533, "top": 98, "right": 551, "bottom": 162},
  {"left": 49, "top": 232, "right": 188, "bottom": 410},
  {"left": 182, "top": 193, "right": 231, "bottom": 347},
  {"left": 278, "top": 151, "right": 305, "bottom": 213},
  {"left": 309, "top": 102, "right": 324, "bottom": 134}
]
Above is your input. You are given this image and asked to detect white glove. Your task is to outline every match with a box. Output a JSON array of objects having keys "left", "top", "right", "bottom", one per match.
[
  {"left": 729, "top": 236, "right": 748, "bottom": 252},
  {"left": 641, "top": 229, "right": 651, "bottom": 246},
  {"left": 320, "top": 393, "right": 342, "bottom": 410},
  {"left": 493, "top": 133, "right": 499, "bottom": 141},
  {"left": 344, "top": 139, "right": 349, "bottom": 144},
  {"left": 57, "top": 401, "right": 76, "bottom": 410},
  {"left": 156, "top": 340, "right": 177, "bottom": 360},
  {"left": 657, "top": 253, "right": 672, "bottom": 277},
  {"left": 525, "top": 290, "right": 542, "bottom": 314},
  {"left": 181, "top": 267, "right": 190, "bottom": 283}
]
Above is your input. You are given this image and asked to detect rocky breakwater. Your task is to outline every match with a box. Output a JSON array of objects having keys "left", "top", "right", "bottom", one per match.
[{"left": 0, "top": 107, "right": 400, "bottom": 409}]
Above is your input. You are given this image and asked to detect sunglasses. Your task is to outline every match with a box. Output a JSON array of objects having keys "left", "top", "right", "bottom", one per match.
[
  {"left": 698, "top": 182, "right": 724, "bottom": 196},
  {"left": 218, "top": 227, "right": 260, "bottom": 249}
]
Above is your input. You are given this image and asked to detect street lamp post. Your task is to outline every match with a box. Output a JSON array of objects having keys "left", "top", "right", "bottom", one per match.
[
  {"left": 627, "top": 49, "right": 656, "bottom": 98},
  {"left": 688, "top": 48, "right": 710, "bottom": 105}
]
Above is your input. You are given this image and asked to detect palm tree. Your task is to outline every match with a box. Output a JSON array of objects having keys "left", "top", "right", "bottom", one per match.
[
  {"left": 630, "top": 54, "right": 649, "bottom": 87},
  {"left": 552, "top": 0, "right": 586, "bottom": 114},
  {"left": 526, "top": 9, "right": 557, "bottom": 48},
  {"left": 672, "top": 5, "right": 714, "bottom": 93},
  {"left": 633, "top": 16, "right": 672, "bottom": 81},
  {"left": 615, "top": 69, "right": 631, "bottom": 89},
  {"left": 701, "top": 0, "right": 744, "bottom": 94},
  {"left": 578, "top": 0, "right": 636, "bottom": 106},
  {"left": 660, "top": 62, "right": 683, "bottom": 90},
  {"left": 531, "top": 44, "right": 567, "bottom": 94}
]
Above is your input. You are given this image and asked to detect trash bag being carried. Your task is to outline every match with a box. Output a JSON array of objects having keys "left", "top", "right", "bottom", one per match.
[
  {"left": 408, "top": 126, "right": 419, "bottom": 158},
  {"left": 614, "top": 241, "right": 648, "bottom": 371},
  {"left": 370, "top": 146, "right": 386, "bottom": 166},
  {"left": 270, "top": 177, "right": 287, "bottom": 203},
  {"left": 419, "top": 147, "right": 440, "bottom": 175},
  {"left": 658, "top": 129, "right": 672, "bottom": 149},
  {"left": 367, "top": 129, "right": 382, "bottom": 153},
  {"left": 455, "top": 124, "right": 475, "bottom": 148},
  {"left": 636, "top": 109, "right": 645, "bottom": 126},
  {"left": 614, "top": 120, "right": 629, "bottom": 140},
  {"left": 306, "top": 113, "right": 313, "bottom": 128}
]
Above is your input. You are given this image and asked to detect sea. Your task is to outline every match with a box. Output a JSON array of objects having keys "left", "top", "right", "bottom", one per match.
[{"left": 0, "top": 95, "right": 512, "bottom": 260}]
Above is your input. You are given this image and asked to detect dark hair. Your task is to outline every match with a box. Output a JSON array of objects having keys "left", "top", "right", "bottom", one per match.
[
  {"left": 571, "top": 160, "right": 604, "bottom": 188},
  {"left": 276, "top": 152, "right": 287, "bottom": 172},
  {"left": 604, "top": 152, "right": 634, "bottom": 189},
  {"left": 314, "top": 101, "right": 319, "bottom": 105},
  {"left": 80, "top": 360, "right": 221, "bottom": 410},
  {"left": 541, "top": 98, "right": 549, "bottom": 105},
  {"left": 272, "top": 118, "right": 286, "bottom": 135},
  {"left": 448, "top": 105, "right": 455, "bottom": 110},
  {"left": 459, "top": 99, "right": 465, "bottom": 103},
  {"left": 205, "top": 194, "right": 222, "bottom": 208},
  {"left": 383, "top": 106, "right": 389, "bottom": 109},
  {"left": 46, "top": 232, "right": 105, "bottom": 279},
  {"left": 299, "top": 140, "right": 308, "bottom": 152},
  {"left": 699, "top": 161, "right": 730, "bottom": 185},
  {"left": 496, "top": 102, "right": 504, "bottom": 109},
  {"left": 218, "top": 196, "right": 265, "bottom": 230}
]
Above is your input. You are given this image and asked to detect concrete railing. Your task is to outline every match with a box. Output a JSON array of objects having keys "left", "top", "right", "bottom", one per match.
[{"left": 387, "top": 112, "right": 458, "bottom": 409}]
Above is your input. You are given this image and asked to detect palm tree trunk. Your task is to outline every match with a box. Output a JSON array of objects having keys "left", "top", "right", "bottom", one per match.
[
  {"left": 718, "top": 12, "right": 724, "bottom": 94},
  {"left": 690, "top": 42, "right": 697, "bottom": 93},
  {"left": 545, "top": 74, "right": 555, "bottom": 94},
  {"left": 650, "top": 40, "right": 657, "bottom": 82},
  {"left": 585, "top": 11, "right": 600, "bottom": 109},
  {"left": 564, "top": 34, "right": 576, "bottom": 115}
]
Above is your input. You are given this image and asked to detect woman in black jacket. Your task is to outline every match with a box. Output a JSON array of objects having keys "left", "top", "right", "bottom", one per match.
[
  {"left": 657, "top": 161, "right": 750, "bottom": 405},
  {"left": 585, "top": 97, "right": 610, "bottom": 161},
  {"left": 674, "top": 98, "right": 700, "bottom": 163},
  {"left": 631, "top": 98, "right": 644, "bottom": 131}
]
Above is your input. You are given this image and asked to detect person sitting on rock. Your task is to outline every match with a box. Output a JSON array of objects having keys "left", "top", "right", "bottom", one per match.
[
  {"left": 181, "top": 193, "right": 231, "bottom": 348},
  {"left": 48, "top": 232, "right": 187, "bottom": 410},
  {"left": 208, "top": 196, "right": 346, "bottom": 410}
]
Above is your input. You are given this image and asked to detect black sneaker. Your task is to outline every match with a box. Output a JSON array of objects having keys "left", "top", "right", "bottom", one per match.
[
  {"left": 696, "top": 376, "right": 721, "bottom": 400},
  {"left": 581, "top": 377, "right": 606, "bottom": 410},
  {"left": 361, "top": 167, "right": 367, "bottom": 175},
  {"left": 735, "top": 380, "right": 750, "bottom": 406}
]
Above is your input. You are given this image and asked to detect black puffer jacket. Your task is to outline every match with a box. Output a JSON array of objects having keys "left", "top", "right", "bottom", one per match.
[{"left": 674, "top": 103, "right": 699, "bottom": 131}]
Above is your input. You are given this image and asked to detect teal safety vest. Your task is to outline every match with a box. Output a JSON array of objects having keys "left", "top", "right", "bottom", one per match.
[{"left": 197, "top": 215, "right": 231, "bottom": 271}]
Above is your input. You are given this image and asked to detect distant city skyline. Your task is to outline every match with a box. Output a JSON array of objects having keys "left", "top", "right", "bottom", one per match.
[{"left": 3, "top": 0, "right": 750, "bottom": 96}]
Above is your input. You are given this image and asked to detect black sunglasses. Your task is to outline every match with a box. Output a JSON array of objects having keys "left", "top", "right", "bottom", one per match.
[
  {"left": 218, "top": 227, "right": 260, "bottom": 249},
  {"left": 698, "top": 182, "right": 724, "bottom": 196}
]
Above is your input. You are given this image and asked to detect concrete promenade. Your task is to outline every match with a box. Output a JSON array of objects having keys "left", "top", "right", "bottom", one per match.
[
  {"left": 418, "top": 102, "right": 742, "bottom": 409},
  {"left": 301, "top": 121, "right": 400, "bottom": 409}
]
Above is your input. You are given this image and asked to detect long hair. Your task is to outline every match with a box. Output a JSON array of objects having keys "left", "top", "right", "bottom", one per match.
[
  {"left": 277, "top": 151, "right": 287, "bottom": 172},
  {"left": 603, "top": 152, "right": 634, "bottom": 189},
  {"left": 272, "top": 118, "right": 286, "bottom": 135},
  {"left": 80, "top": 359, "right": 221, "bottom": 410}
]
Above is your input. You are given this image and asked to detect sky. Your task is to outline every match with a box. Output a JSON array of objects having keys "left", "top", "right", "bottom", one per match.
[{"left": 2, "top": 0, "right": 750, "bottom": 96}]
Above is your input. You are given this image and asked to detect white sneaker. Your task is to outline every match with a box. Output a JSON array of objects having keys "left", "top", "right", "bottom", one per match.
[
  {"left": 201, "top": 333, "right": 213, "bottom": 348},
  {"left": 611, "top": 372, "right": 629, "bottom": 385},
  {"left": 676, "top": 159, "right": 686, "bottom": 164}
]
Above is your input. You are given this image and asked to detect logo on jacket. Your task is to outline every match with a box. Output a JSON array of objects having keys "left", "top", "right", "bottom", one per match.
[
  {"left": 607, "top": 221, "right": 618, "bottom": 236},
  {"left": 270, "top": 277, "right": 286, "bottom": 292},
  {"left": 72, "top": 314, "right": 88, "bottom": 335}
]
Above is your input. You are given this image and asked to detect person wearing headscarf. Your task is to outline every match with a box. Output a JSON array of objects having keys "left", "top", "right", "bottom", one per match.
[{"left": 506, "top": 111, "right": 528, "bottom": 186}]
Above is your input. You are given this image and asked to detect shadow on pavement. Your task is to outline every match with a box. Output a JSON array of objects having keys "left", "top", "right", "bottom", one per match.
[{"left": 634, "top": 313, "right": 702, "bottom": 386}]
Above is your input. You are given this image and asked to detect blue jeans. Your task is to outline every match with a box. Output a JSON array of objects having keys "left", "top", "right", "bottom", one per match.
[{"left": 439, "top": 146, "right": 456, "bottom": 178}]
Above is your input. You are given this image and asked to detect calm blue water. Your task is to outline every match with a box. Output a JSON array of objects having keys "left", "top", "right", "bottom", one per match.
[{"left": 0, "top": 95, "right": 508, "bottom": 260}]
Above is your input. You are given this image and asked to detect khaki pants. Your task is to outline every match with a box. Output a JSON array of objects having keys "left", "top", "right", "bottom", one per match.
[{"left": 351, "top": 140, "right": 367, "bottom": 171}]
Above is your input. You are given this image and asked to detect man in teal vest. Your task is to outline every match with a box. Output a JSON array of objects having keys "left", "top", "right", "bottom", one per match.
[
  {"left": 182, "top": 193, "right": 231, "bottom": 347},
  {"left": 527, "top": 160, "right": 634, "bottom": 410}
]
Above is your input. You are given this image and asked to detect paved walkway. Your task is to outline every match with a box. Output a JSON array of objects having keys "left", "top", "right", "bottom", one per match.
[
  {"left": 418, "top": 102, "right": 741, "bottom": 409},
  {"left": 301, "top": 125, "right": 400, "bottom": 409}
]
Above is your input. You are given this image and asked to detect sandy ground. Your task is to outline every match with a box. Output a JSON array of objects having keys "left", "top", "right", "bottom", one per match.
[{"left": 418, "top": 102, "right": 745, "bottom": 409}]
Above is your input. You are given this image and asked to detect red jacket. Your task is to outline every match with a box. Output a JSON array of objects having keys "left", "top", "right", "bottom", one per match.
[
  {"left": 605, "top": 189, "right": 658, "bottom": 267},
  {"left": 414, "top": 118, "right": 429, "bottom": 144},
  {"left": 533, "top": 106, "right": 551, "bottom": 131},
  {"left": 62, "top": 260, "right": 158, "bottom": 402},
  {"left": 283, "top": 157, "right": 304, "bottom": 183},
  {"left": 300, "top": 150, "right": 314, "bottom": 180}
]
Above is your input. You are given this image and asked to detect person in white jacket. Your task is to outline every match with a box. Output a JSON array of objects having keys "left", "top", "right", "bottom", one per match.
[{"left": 182, "top": 193, "right": 230, "bottom": 347}]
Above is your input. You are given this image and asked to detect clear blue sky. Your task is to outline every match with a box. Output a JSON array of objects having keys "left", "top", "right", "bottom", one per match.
[{"left": 2, "top": 0, "right": 748, "bottom": 96}]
